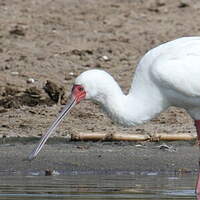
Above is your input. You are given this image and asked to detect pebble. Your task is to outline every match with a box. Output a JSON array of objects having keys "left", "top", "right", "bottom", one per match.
[
  {"left": 27, "top": 78, "right": 35, "bottom": 84},
  {"left": 45, "top": 169, "right": 52, "bottom": 176},
  {"left": 156, "top": 0, "right": 165, "bottom": 7},
  {"left": 69, "top": 72, "right": 74, "bottom": 76},
  {"left": 45, "top": 169, "right": 60, "bottom": 176},
  {"left": 157, "top": 143, "right": 176, "bottom": 152},
  {"left": 135, "top": 144, "right": 143, "bottom": 148},
  {"left": 178, "top": 1, "right": 189, "bottom": 8},
  {"left": 102, "top": 55, "right": 109, "bottom": 61},
  {"left": 11, "top": 71, "right": 19, "bottom": 76}
]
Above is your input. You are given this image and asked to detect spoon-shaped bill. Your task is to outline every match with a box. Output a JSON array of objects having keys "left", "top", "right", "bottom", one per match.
[{"left": 28, "top": 96, "right": 76, "bottom": 160}]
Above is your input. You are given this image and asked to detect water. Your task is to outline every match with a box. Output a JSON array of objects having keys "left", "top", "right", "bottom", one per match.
[{"left": 0, "top": 171, "right": 197, "bottom": 200}]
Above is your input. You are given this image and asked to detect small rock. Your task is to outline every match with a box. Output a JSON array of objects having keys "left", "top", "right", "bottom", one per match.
[
  {"left": 102, "top": 55, "right": 109, "bottom": 61},
  {"left": 71, "top": 49, "right": 82, "bottom": 56},
  {"left": 45, "top": 169, "right": 60, "bottom": 176},
  {"left": 69, "top": 72, "right": 74, "bottom": 76},
  {"left": 27, "top": 78, "right": 35, "bottom": 84},
  {"left": 76, "top": 145, "right": 89, "bottom": 150},
  {"left": 157, "top": 143, "right": 176, "bottom": 152},
  {"left": 9, "top": 25, "right": 26, "bottom": 36},
  {"left": 156, "top": 0, "right": 165, "bottom": 7},
  {"left": 135, "top": 144, "right": 143, "bottom": 148},
  {"left": 11, "top": 71, "right": 19, "bottom": 76},
  {"left": 148, "top": 7, "right": 159, "bottom": 12},
  {"left": 45, "top": 169, "right": 52, "bottom": 176},
  {"left": 178, "top": 1, "right": 189, "bottom": 8},
  {"left": 71, "top": 49, "right": 93, "bottom": 56},
  {"left": 65, "top": 72, "right": 76, "bottom": 81},
  {"left": 43, "top": 80, "right": 65, "bottom": 103}
]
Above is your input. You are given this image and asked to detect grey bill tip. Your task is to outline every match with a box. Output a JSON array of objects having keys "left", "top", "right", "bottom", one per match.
[{"left": 27, "top": 96, "right": 76, "bottom": 160}]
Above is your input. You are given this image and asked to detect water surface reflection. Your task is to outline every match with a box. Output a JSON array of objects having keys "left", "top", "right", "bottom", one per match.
[{"left": 0, "top": 171, "right": 196, "bottom": 199}]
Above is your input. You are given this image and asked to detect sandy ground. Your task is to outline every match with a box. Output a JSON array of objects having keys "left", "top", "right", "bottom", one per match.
[{"left": 0, "top": 141, "right": 198, "bottom": 175}]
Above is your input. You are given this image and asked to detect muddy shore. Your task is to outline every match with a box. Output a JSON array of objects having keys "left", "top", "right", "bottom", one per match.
[
  {"left": 0, "top": 140, "right": 198, "bottom": 175},
  {"left": 0, "top": 0, "right": 199, "bottom": 138}
]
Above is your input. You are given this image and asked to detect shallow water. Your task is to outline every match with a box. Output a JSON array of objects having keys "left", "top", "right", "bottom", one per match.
[{"left": 0, "top": 171, "right": 197, "bottom": 200}]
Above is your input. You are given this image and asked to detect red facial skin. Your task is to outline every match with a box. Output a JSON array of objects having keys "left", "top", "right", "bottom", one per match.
[{"left": 71, "top": 85, "right": 86, "bottom": 104}]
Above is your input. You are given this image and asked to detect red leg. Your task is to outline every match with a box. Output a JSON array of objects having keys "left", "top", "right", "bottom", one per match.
[
  {"left": 194, "top": 120, "right": 200, "bottom": 197},
  {"left": 197, "top": 174, "right": 200, "bottom": 200}
]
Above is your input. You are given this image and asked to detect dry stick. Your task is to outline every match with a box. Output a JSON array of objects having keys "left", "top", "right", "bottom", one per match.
[
  {"left": 71, "top": 132, "right": 196, "bottom": 142},
  {"left": 150, "top": 133, "right": 196, "bottom": 141}
]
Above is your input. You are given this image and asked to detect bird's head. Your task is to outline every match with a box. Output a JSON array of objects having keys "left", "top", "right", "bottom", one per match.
[
  {"left": 28, "top": 69, "right": 115, "bottom": 160},
  {"left": 72, "top": 69, "right": 114, "bottom": 103}
]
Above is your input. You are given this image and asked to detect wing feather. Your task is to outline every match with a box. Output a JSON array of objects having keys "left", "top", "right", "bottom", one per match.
[{"left": 152, "top": 54, "right": 200, "bottom": 97}]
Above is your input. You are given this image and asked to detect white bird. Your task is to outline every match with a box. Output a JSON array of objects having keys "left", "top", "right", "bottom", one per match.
[{"left": 28, "top": 36, "right": 200, "bottom": 195}]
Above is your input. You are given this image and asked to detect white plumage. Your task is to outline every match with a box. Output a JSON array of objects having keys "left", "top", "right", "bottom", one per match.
[{"left": 75, "top": 37, "right": 200, "bottom": 125}]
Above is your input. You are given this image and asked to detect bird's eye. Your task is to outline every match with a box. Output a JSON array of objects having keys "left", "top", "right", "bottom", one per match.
[{"left": 79, "top": 87, "right": 84, "bottom": 91}]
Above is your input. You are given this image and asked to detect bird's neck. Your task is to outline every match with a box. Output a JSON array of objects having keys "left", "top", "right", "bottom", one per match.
[{"left": 99, "top": 84, "right": 169, "bottom": 126}]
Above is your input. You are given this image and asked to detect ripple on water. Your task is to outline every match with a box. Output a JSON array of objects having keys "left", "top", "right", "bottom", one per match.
[{"left": 0, "top": 171, "right": 197, "bottom": 200}]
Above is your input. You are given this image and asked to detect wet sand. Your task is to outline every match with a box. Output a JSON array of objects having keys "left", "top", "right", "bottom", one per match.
[
  {"left": 0, "top": 0, "right": 199, "bottom": 138},
  {"left": 0, "top": 140, "right": 199, "bottom": 175}
]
